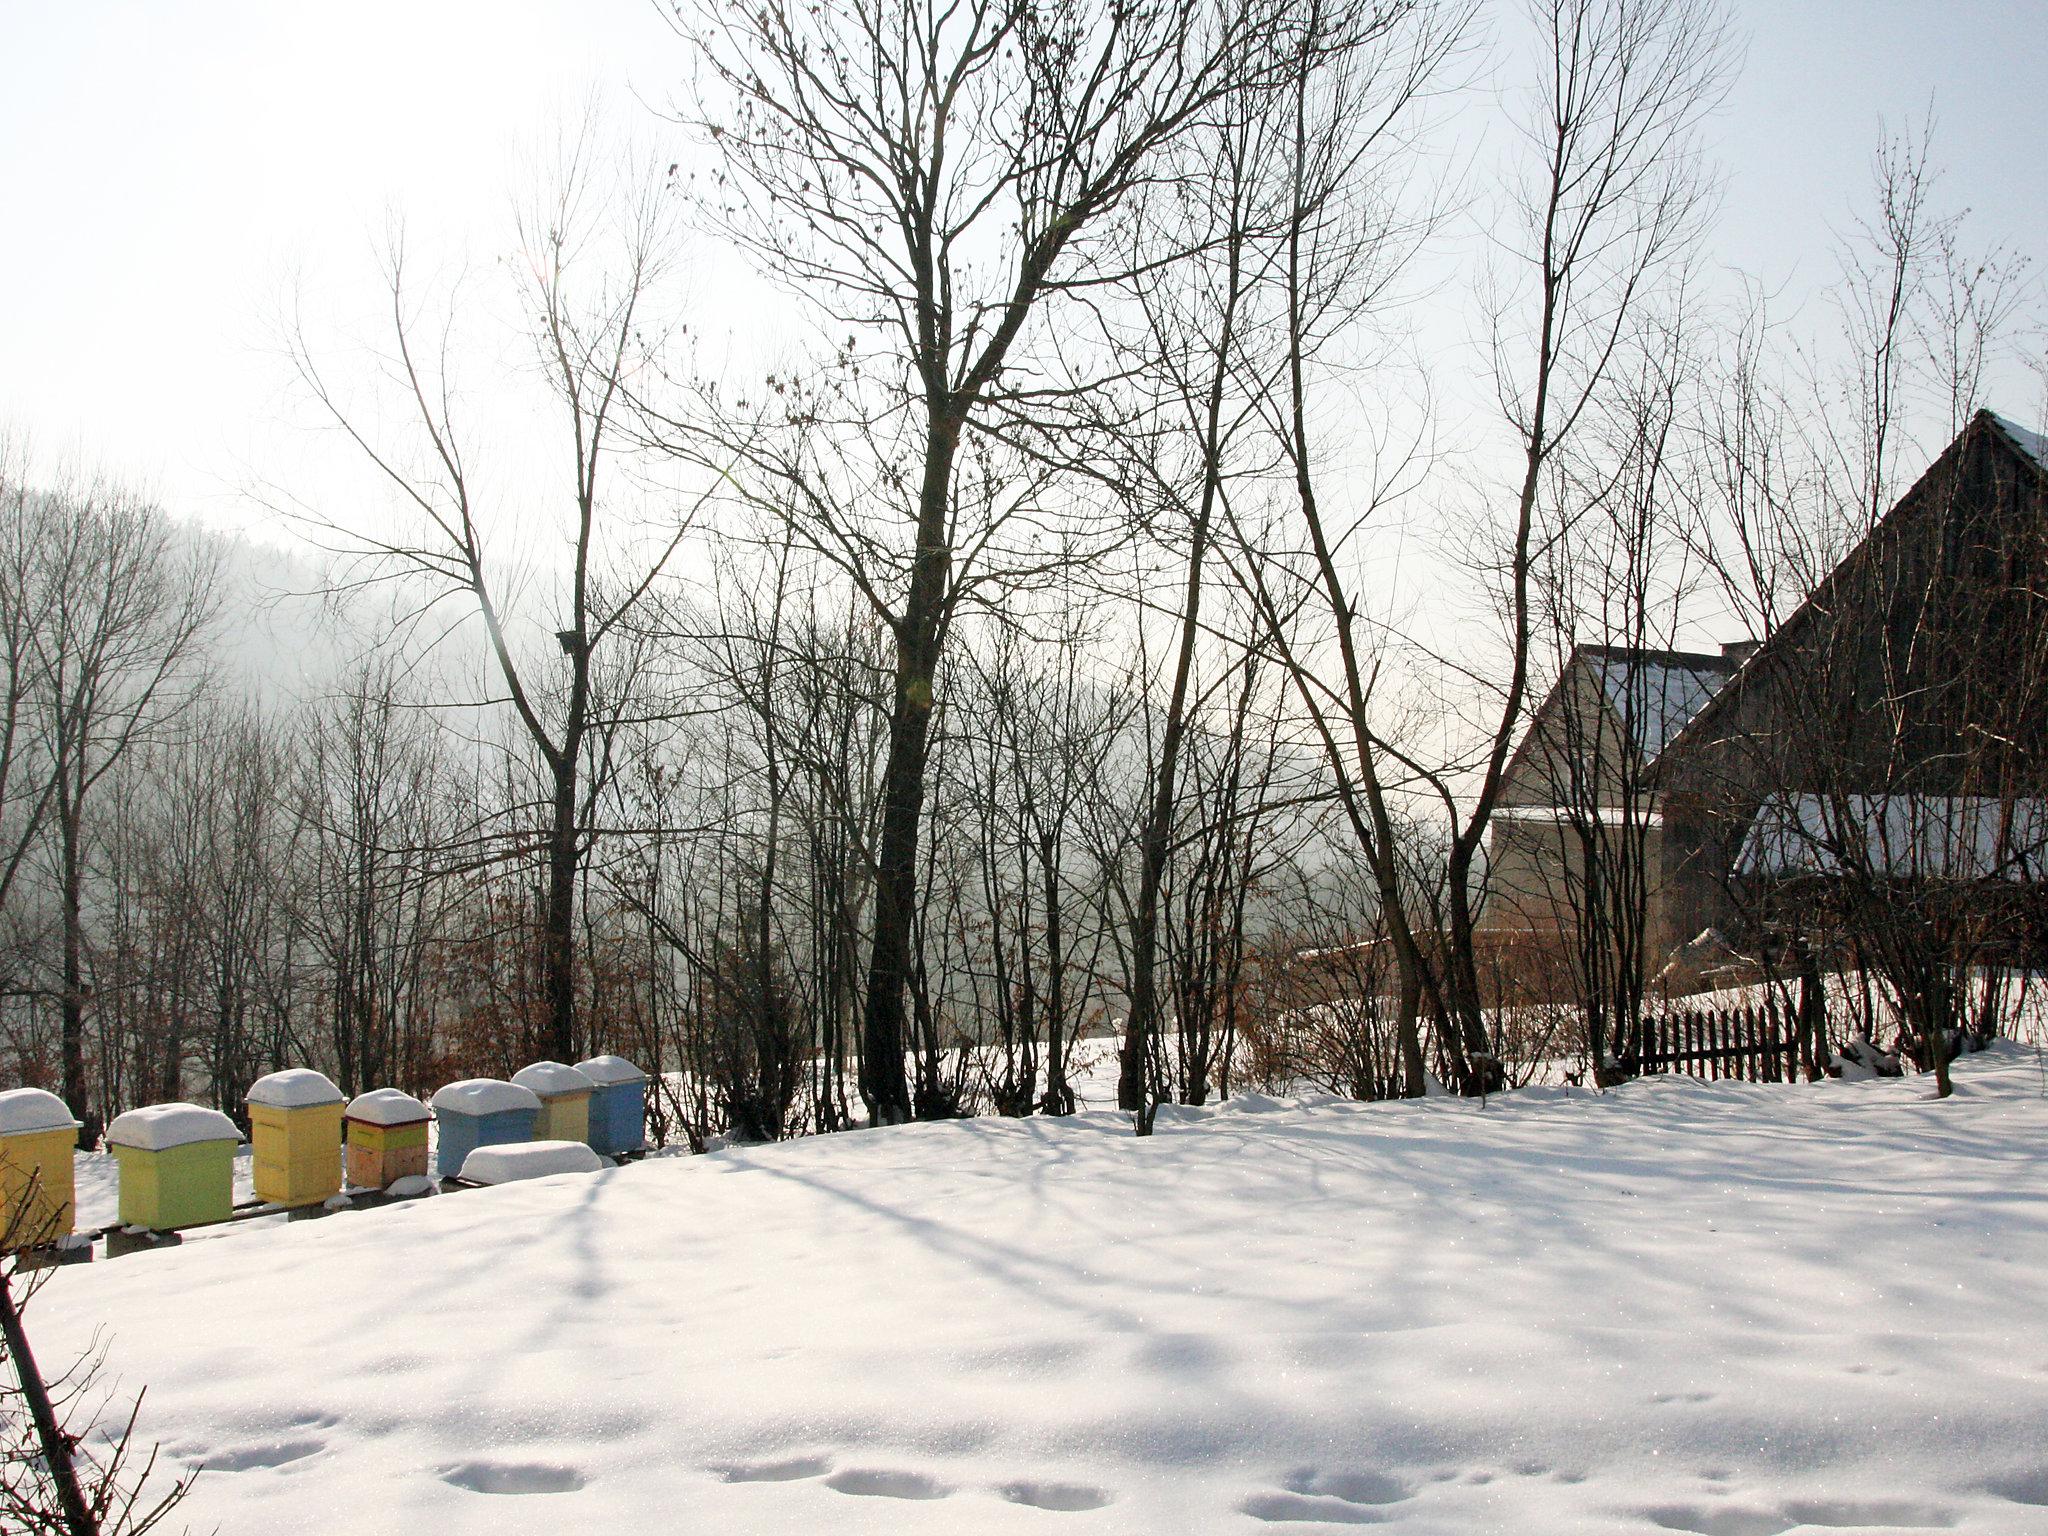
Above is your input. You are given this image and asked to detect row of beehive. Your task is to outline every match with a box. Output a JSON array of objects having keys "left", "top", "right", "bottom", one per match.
[{"left": 0, "top": 1055, "right": 647, "bottom": 1245}]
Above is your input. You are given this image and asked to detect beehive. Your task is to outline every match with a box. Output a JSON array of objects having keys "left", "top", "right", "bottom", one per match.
[
  {"left": 344, "top": 1088, "right": 431, "bottom": 1189},
  {"left": 574, "top": 1055, "right": 648, "bottom": 1157},
  {"left": 105, "top": 1104, "right": 240, "bottom": 1231},
  {"left": 511, "top": 1061, "right": 596, "bottom": 1145},
  {"left": 430, "top": 1079, "right": 540, "bottom": 1180},
  {"left": 460, "top": 1139, "right": 604, "bottom": 1185},
  {"left": 0, "top": 1088, "right": 81, "bottom": 1249},
  {"left": 246, "top": 1069, "right": 345, "bottom": 1207}
]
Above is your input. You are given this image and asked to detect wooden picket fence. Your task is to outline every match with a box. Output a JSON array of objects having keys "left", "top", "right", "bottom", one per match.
[{"left": 1614, "top": 998, "right": 1837, "bottom": 1084}]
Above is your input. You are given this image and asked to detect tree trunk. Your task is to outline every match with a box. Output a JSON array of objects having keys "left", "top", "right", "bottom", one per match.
[
  {"left": 542, "top": 753, "right": 580, "bottom": 1063},
  {"left": 860, "top": 414, "right": 958, "bottom": 1125},
  {"left": 1039, "top": 829, "right": 1074, "bottom": 1116},
  {"left": 58, "top": 791, "right": 91, "bottom": 1148}
]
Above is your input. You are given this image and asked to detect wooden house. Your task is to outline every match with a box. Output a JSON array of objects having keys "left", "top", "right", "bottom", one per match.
[{"left": 1484, "top": 410, "right": 2048, "bottom": 991}]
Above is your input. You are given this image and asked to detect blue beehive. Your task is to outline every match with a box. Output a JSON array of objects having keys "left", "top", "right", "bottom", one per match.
[
  {"left": 573, "top": 1055, "right": 648, "bottom": 1157},
  {"left": 430, "top": 1079, "right": 541, "bottom": 1179}
]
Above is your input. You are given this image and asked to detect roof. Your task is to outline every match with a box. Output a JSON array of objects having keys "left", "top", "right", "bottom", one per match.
[
  {"left": 430, "top": 1079, "right": 542, "bottom": 1117},
  {"left": 246, "top": 1068, "right": 344, "bottom": 1109},
  {"left": 0, "top": 1087, "right": 80, "bottom": 1136},
  {"left": 345, "top": 1087, "right": 431, "bottom": 1126},
  {"left": 1586, "top": 648, "right": 1737, "bottom": 764},
  {"left": 1736, "top": 794, "right": 2048, "bottom": 881},
  {"left": 1987, "top": 412, "right": 2048, "bottom": 475},
  {"left": 106, "top": 1103, "right": 240, "bottom": 1151},
  {"left": 1659, "top": 409, "right": 2047, "bottom": 768},
  {"left": 512, "top": 1061, "right": 597, "bottom": 1098},
  {"left": 575, "top": 1054, "right": 648, "bottom": 1086}
]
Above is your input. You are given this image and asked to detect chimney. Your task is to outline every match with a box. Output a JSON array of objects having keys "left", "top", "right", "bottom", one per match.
[{"left": 1721, "top": 639, "right": 1759, "bottom": 666}]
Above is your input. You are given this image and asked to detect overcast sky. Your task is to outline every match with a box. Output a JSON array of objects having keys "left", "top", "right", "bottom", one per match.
[{"left": 2, "top": 0, "right": 2044, "bottom": 539}]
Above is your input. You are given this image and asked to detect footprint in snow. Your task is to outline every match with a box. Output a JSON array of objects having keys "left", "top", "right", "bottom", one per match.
[
  {"left": 192, "top": 1439, "right": 325, "bottom": 1473},
  {"left": 1643, "top": 1506, "right": 1792, "bottom": 1536},
  {"left": 1242, "top": 1467, "right": 1411, "bottom": 1525},
  {"left": 1780, "top": 1497, "right": 1956, "bottom": 1529},
  {"left": 825, "top": 1467, "right": 952, "bottom": 1500},
  {"left": 1644, "top": 1497, "right": 1957, "bottom": 1535},
  {"left": 1984, "top": 1469, "right": 2048, "bottom": 1507},
  {"left": 999, "top": 1480, "right": 1114, "bottom": 1512},
  {"left": 438, "top": 1460, "right": 587, "bottom": 1496},
  {"left": 711, "top": 1455, "right": 833, "bottom": 1483},
  {"left": 1285, "top": 1469, "right": 1409, "bottom": 1505}
]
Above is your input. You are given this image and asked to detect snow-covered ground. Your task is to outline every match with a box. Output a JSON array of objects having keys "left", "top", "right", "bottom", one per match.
[{"left": 32, "top": 1043, "right": 2048, "bottom": 1534}]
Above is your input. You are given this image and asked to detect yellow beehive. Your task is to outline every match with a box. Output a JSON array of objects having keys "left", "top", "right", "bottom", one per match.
[
  {"left": 343, "top": 1089, "right": 431, "bottom": 1189},
  {"left": 247, "top": 1069, "right": 345, "bottom": 1207},
  {"left": 0, "top": 1089, "right": 81, "bottom": 1249},
  {"left": 512, "top": 1062, "right": 596, "bottom": 1144}
]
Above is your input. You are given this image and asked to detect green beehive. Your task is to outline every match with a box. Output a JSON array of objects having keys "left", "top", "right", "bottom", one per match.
[{"left": 106, "top": 1104, "right": 241, "bottom": 1231}]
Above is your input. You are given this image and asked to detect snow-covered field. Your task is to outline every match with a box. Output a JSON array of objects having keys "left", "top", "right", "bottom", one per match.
[{"left": 33, "top": 1043, "right": 2048, "bottom": 1534}]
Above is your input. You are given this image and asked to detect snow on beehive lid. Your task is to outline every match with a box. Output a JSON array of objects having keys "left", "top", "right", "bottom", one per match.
[
  {"left": 246, "top": 1068, "right": 344, "bottom": 1109},
  {"left": 0, "top": 1088, "right": 80, "bottom": 1136},
  {"left": 430, "top": 1078, "right": 541, "bottom": 1116},
  {"left": 105, "top": 1103, "right": 240, "bottom": 1151},
  {"left": 511, "top": 1061, "right": 596, "bottom": 1098},
  {"left": 573, "top": 1054, "right": 646, "bottom": 1086},
  {"left": 344, "top": 1088, "right": 431, "bottom": 1126},
  {"left": 460, "top": 1139, "right": 604, "bottom": 1185}
]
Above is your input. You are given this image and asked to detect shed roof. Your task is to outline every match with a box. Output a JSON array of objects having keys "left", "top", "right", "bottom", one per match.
[
  {"left": 1587, "top": 648, "right": 1738, "bottom": 764},
  {"left": 1735, "top": 794, "right": 2048, "bottom": 881},
  {"left": 1987, "top": 412, "right": 2048, "bottom": 474},
  {"left": 1658, "top": 409, "right": 2047, "bottom": 770}
]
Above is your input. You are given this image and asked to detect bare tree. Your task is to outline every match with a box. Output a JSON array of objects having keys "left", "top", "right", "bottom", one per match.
[
  {"left": 0, "top": 446, "right": 62, "bottom": 978},
  {"left": 27, "top": 479, "right": 220, "bottom": 1141},
  {"left": 1108, "top": 74, "right": 1285, "bottom": 1121},
  {"left": 664, "top": 0, "right": 1360, "bottom": 1123},
  {"left": 1221, "top": 0, "right": 1468, "bottom": 1097},
  {"left": 287, "top": 120, "right": 694, "bottom": 1063},
  {"left": 1408, "top": 0, "right": 1734, "bottom": 1089},
  {"left": 1514, "top": 315, "right": 1701, "bottom": 1073}
]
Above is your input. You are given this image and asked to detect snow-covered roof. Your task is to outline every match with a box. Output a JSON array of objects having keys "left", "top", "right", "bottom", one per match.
[
  {"left": 1736, "top": 794, "right": 2048, "bottom": 881},
  {"left": 246, "top": 1068, "right": 344, "bottom": 1110},
  {"left": 106, "top": 1103, "right": 241, "bottom": 1151},
  {"left": 0, "top": 1087, "right": 80, "bottom": 1136},
  {"left": 511, "top": 1061, "right": 596, "bottom": 1099},
  {"left": 1988, "top": 411, "right": 2048, "bottom": 473},
  {"left": 574, "top": 1054, "right": 647, "bottom": 1086},
  {"left": 460, "top": 1140, "right": 604, "bottom": 1185},
  {"left": 1592, "top": 652, "right": 1736, "bottom": 763},
  {"left": 1493, "top": 804, "right": 1665, "bottom": 828},
  {"left": 345, "top": 1088, "right": 431, "bottom": 1126},
  {"left": 430, "top": 1079, "right": 542, "bottom": 1117}
]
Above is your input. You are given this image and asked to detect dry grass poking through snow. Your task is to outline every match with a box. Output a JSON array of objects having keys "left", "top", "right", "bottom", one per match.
[{"left": 33, "top": 1044, "right": 2048, "bottom": 1534}]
